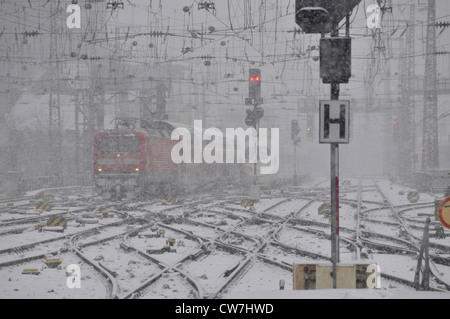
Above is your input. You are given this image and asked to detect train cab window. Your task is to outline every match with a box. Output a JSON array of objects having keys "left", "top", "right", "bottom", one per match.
[
  {"left": 146, "top": 129, "right": 160, "bottom": 137},
  {"left": 161, "top": 130, "right": 170, "bottom": 138},
  {"left": 97, "top": 136, "right": 141, "bottom": 153}
]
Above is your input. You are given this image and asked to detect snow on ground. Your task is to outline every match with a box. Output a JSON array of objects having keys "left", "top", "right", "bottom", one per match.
[
  {"left": 1, "top": 208, "right": 71, "bottom": 222},
  {"left": 234, "top": 220, "right": 274, "bottom": 239},
  {"left": 141, "top": 272, "right": 195, "bottom": 299},
  {"left": 225, "top": 261, "right": 293, "bottom": 295},
  {"left": 252, "top": 198, "right": 288, "bottom": 212},
  {"left": 128, "top": 228, "right": 201, "bottom": 266},
  {"left": 226, "top": 288, "right": 450, "bottom": 299},
  {"left": 263, "top": 242, "right": 326, "bottom": 261},
  {"left": 363, "top": 220, "right": 400, "bottom": 237},
  {"left": 179, "top": 250, "right": 243, "bottom": 294},
  {"left": 81, "top": 238, "right": 162, "bottom": 295},
  {"left": 0, "top": 253, "right": 108, "bottom": 299},
  {"left": 369, "top": 254, "right": 417, "bottom": 282},
  {"left": 374, "top": 179, "right": 435, "bottom": 206},
  {"left": 263, "top": 198, "right": 311, "bottom": 218},
  {"left": 0, "top": 216, "right": 124, "bottom": 252},
  {"left": 177, "top": 222, "right": 223, "bottom": 241},
  {"left": 1, "top": 178, "right": 450, "bottom": 299}
]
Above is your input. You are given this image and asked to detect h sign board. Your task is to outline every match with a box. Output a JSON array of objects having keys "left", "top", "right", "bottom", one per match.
[{"left": 319, "top": 100, "right": 350, "bottom": 144}]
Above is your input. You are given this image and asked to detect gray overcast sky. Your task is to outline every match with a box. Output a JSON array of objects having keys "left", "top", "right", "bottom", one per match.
[{"left": 1, "top": 0, "right": 450, "bottom": 102}]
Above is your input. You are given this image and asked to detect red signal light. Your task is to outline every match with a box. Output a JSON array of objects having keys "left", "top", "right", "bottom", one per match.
[
  {"left": 250, "top": 77, "right": 255, "bottom": 82},
  {"left": 393, "top": 121, "right": 397, "bottom": 125},
  {"left": 255, "top": 76, "right": 260, "bottom": 82}
]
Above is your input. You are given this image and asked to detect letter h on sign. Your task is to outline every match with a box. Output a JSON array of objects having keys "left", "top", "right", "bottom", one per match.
[{"left": 319, "top": 100, "right": 350, "bottom": 144}]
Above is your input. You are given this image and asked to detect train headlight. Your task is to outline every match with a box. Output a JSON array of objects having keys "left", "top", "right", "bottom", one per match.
[
  {"left": 135, "top": 168, "right": 140, "bottom": 172},
  {"left": 98, "top": 168, "right": 102, "bottom": 172},
  {"left": 117, "top": 154, "right": 121, "bottom": 157}
]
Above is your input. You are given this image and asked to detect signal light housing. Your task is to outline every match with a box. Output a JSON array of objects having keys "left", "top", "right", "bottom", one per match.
[
  {"left": 291, "top": 120, "right": 299, "bottom": 140},
  {"left": 295, "top": 0, "right": 363, "bottom": 34},
  {"left": 392, "top": 117, "right": 399, "bottom": 142},
  {"left": 320, "top": 37, "right": 352, "bottom": 84},
  {"left": 249, "top": 69, "right": 261, "bottom": 99},
  {"left": 306, "top": 114, "right": 314, "bottom": 141}
]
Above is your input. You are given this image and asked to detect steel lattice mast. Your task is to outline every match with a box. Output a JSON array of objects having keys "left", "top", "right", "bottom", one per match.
[
  {"left": 422, "top": 0, "right": 439, "bottom": 171},
  {"left": 48, "top": 1, "right": 63, "bottom": 177},
  {"left": 75, "top": 3, "right": 107, "bottom": 174},
  {"left": 399, "top": 4, "right": 416, "bottom": 180}
]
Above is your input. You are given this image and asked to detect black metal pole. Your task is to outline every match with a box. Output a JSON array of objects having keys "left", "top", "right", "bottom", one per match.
[{"left": 330, "top": 27, "right": 340, "bottom": 289}]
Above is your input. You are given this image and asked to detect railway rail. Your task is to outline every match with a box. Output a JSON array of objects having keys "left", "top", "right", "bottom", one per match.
[{"left": 1, "top": 179, "right": 449, "bottom": 298}]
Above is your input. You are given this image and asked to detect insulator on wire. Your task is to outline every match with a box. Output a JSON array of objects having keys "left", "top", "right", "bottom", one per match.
[
  {"left": 23, "top": 31, "right": 39, "bottom": 37},
  {"left": 287, "top": 29, "right": 303, "bottom": 35},
  {"left": 181, "top": 47, "right": 194, "bottom": 54},
  {"left": 106, "top": 1, "right": 124, "bottom": 10},
  {"left": 434, "top": 21, "right": 450, "bottom": 29},
  {"left": 198, "top": 2, "right": 215, "bottom": 11},
  {"left": 434, "top": 51, "right": 449, "bottom": 55},
  {"left": 148, "top": 31, "right": 165, "bottom": 37}
]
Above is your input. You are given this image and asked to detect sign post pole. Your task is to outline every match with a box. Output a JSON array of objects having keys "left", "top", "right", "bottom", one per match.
[
  {"left": 330, "top": 82, "right": 339, "bottom": 289},
  {"left": 291, "top": 120, "right": 300, "bottom": 186},
  {"left": 320, "top": 97, "right": 350, "bottom": 289},
  {"left": 294, "top": 141, "right": 298, "bottom": 185},
  {"left": 295, "top": 1, "right": 361, "bottom": 290},
  {"left": 330, "top": 143, "right": 338, "bottom": 289}
]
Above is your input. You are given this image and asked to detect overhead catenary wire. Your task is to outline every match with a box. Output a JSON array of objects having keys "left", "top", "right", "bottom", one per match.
[{"left": 0, "top": 0, "right": 449, "bottom": 101}]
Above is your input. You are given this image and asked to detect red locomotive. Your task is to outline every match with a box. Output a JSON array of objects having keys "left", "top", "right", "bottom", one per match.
[{"left": 94, "top": 121, "right": 244, "bottom": 200}]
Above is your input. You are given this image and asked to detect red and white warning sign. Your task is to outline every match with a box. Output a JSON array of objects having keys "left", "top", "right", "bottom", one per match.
[{"left": 438, "top": 197, "right": 450, "bottom": 229}]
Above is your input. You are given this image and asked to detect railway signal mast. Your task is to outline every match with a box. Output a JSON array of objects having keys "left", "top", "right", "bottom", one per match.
[
  {"left": 291, "top": 120, "right": 301, "bottom": 185},
  {"left": 245, "top": 69, "right": 264, "bottom": 197},
  {"left": 245, "top": 68, "right": 264, "bottom": 131},
  {"left": 295, "top": 0, "right": 361, "bottom": 289}
]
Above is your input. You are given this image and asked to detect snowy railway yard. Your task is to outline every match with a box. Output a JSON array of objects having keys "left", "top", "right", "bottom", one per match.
[{"left": 0, "top": 178, "right": 449, "bottom": 299}]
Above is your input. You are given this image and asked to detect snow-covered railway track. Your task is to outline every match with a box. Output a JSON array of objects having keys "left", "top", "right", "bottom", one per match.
[
  {"left": 370, "top": 179, "right": 450, "bottom": 290},
  {"left": 3, "top": 180, "right": 448, "bottom": 298},
  {"left": 0, "top": 200, "right": 132, "bottom": 298},
  {"left": 121, "top": 194, "right": 315, "bottom": 298}
]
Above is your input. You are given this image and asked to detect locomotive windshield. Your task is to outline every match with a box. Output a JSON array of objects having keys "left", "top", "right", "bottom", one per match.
[{"left": 97, "top": 136, "right": 141, "bottom": 153}]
